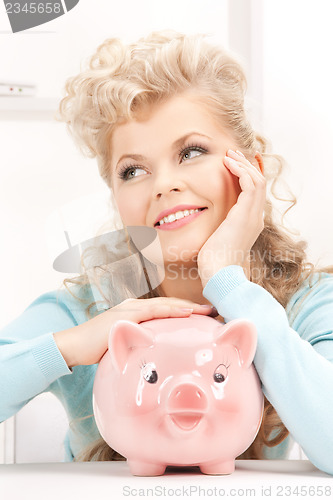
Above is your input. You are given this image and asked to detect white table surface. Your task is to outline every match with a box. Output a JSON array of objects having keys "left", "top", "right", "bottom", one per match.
[{"left": 0, "top": 460, "right": 332, "bottom": 500}]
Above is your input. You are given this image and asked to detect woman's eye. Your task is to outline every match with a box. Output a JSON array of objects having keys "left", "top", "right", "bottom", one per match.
[
  {"left": 118, "top": 166, "right": 146, "bottom": 181},
  {"left": 179, "top": 146, "right": 207, "bottom": 163},
  {"left": 119, "top": 145, "right": 207, "bottom": 180}
]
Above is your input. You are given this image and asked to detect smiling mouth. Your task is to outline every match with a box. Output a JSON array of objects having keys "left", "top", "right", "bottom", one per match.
[{"left": 154, "top": 207, "right": 207, "bottom": 227}]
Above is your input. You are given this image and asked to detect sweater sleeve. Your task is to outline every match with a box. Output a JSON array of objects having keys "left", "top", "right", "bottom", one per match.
[
  {"left": 203, "top": 265, "right": 333, "bottom": 476},
  {"left": 0, "top": 292, "right": 75, "bottom": 422}
]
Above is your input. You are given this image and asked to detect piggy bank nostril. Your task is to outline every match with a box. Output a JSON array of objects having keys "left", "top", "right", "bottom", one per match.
[{"left": 168, "top": 384, "right": 208, "bottom": 412}]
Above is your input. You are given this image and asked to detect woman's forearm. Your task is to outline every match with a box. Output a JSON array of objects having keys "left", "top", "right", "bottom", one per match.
[
  {"left": 203, "top": 265, "right": 333, "bottom": 475},
  {"left": 0, "top": 333, "right": 72, "bottom": 421}
]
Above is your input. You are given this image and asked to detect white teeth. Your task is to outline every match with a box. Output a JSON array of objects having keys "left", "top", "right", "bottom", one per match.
[
  {"left": 175, "top": 211, "right": 185, "bottom": 220},
  {"left": 158, "top": 208, "right": 202, "bottom": 225}
]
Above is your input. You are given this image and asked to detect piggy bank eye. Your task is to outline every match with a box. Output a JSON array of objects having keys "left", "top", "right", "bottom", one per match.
[
  {"left": 213, "top": 364, "right": 228, "bottom": 383},
  {"left": 142, "top": 362, "right": 158, "bottom": 384}
]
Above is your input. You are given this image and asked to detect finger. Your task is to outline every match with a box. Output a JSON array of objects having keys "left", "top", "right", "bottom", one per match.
[
  {"left": 143, "top": 297, "right": 217, "bottom": 314},
  {"left": 223, "top": 156, "right": 256, "bottom": 193},
  {"left": 223, "top": 157, "right": 266, "bottom": 217},
  {"left": 126, "top": 297, "right": 214, "bottom": 307},
  {"left": 137, "top": 303, "right": 217, "bottom": 322},
  {"left": 149, "top": 297, "right": 216, "bottom": 311},
  {"left": 224, "top": 152, "right": 266, "bottom": 199},
  {"left": 227, "top": 149, "right": 265, "bottom": 183},
  {"left": 227, "top": 149, "right": 260, "bottom": 173}
]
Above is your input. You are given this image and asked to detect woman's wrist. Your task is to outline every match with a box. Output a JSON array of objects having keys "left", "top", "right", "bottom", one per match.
[
  {"left": 53, "top": 311, "right": 116, "bottom": 367},
  {"left": 199, "top": 261, "right": 250, "bottom": 288},
  {"left": 53, "top": 327, "right": 81, "bottom": 368}
]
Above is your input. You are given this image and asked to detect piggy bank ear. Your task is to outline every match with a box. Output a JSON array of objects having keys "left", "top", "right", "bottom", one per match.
[
  {"left": 216, "top": 319, "right": 257, "bottom": 368},
  {"left": 108, "top": 320, "right": 154, "bottom": 373}
]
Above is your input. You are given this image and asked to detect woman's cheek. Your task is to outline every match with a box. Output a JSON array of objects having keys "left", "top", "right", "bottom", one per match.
[
  {"left": 114, "top": 193, "right": 137, "bottom": 225},
  {"left": 223, "top": 163, "right": 241, "bottom": 192},
  {"left": 208, "top": 161, "right": 241, "bottom": 218},
  {"left": 118, "top": 190, "right": 150, "bottom": 226}
]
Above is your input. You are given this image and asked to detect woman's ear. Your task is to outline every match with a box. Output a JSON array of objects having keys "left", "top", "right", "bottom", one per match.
[{"left": 254, "top": 151, "right": 264, "bottom": 174}]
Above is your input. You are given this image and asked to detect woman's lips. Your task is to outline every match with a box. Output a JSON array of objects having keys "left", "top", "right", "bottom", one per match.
[{"left": 156, "top": 207, "right": 207, "bottom": 231}]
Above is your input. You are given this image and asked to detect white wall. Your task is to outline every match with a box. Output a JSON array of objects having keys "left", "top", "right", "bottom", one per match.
[{"left": 261, "top": 0, "right": 333, "bottom": 267}]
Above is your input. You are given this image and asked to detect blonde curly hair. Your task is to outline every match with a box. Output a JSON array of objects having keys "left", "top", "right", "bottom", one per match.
[{"left": 56, "top": 30, "right": 333, "bottom": 462}]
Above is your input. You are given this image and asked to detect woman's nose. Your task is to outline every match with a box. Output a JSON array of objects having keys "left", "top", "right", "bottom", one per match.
[{"left": 152, "top": 163, "right": 185, "bottom": 198}]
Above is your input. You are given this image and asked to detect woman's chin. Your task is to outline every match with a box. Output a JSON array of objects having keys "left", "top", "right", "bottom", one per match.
[
  {"left": 158, "top": 230, "right": 213, "bottom": 270},
  {"left": 162, "top": 247, "right": 200, "bottom": 268}
]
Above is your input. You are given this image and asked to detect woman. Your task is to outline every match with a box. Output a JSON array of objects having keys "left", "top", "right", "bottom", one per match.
[{"left": 1, "top": 31, "right": 333, "bottom": 474}]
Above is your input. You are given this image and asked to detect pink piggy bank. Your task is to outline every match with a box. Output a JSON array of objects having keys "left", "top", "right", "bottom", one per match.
[{"left": 93, "top": 314, "right": 263, "bottom": 476}]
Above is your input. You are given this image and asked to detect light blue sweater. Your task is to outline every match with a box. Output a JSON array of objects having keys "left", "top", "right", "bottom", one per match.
[{"left": 1, "top": 265, "right": 333, "bottom": 474}]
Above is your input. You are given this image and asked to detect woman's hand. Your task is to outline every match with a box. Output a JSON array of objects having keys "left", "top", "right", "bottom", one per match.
[
  {"left": 54, "top": 297, "right": 217, "bottom": 367},
  {"left": 197, "top": 149, "right": 266, "bottom": 287}
]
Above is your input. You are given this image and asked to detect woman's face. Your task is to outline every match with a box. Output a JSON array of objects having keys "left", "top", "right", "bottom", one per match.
[{"left": 109, "top": 93, "right": 242, "bottom": 267}]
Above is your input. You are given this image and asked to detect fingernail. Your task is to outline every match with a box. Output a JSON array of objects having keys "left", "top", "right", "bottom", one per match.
[
  {"left": 224, "top": 156, "right": 238, "bottom": 166},
  {"left": 236, "top": 150, "right": 245, "bottom": 157},
  {"left": 179, "top": 308, "right": 193, "bottom": 313},
  {"left": 200, "top": 304, "right": 213, "bottom": 308}
]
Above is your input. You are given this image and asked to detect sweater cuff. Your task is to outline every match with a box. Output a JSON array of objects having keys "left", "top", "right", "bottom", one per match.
[
  {"left": 203, "top": 265, "right": 248, "bottom": 304},
  {"left": 32, "top": 332, "right": 72, "bottom": 384}
]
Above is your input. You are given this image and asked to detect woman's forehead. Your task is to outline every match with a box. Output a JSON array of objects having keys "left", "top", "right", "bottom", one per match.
[{"left": 110, "top": 94, "right": 227, "bottom": 154}]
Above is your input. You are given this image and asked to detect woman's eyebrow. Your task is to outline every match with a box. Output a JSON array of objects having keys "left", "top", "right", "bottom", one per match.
[
  {"left": 172, "top": 132, "right": 212, "bottom": 150},
  {"left": 116, "top": 153, "right": 146, "bottom": 169},
  {"left": 115, "top": 132, "right": 212, "bottom": 168}
]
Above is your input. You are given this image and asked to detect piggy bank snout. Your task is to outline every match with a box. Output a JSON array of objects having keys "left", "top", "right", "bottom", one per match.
[{"left": 167, "top": 383, "right": 208, "bottom": 413}]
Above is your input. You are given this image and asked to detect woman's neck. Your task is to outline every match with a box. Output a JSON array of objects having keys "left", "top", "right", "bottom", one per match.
[
  {"left": 158, "top": 265, "right": 224, "bottom": 323},
  {"left": 159, "top": 264, "right": 211, "bottom": 306}
]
